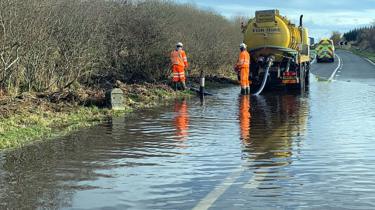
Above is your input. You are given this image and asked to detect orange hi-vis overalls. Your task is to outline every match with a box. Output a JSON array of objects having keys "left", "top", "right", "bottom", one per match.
[
  {"left": 170, "top": 49, "right": 188, "bottom": 82},
  {"left": 236, "top": 51, "right": 251, "bottom": 88}
]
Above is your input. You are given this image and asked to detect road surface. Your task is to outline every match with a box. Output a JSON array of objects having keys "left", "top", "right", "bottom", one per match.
[{"left": 311, "top": 50, "right": 375, "bottom": 84}]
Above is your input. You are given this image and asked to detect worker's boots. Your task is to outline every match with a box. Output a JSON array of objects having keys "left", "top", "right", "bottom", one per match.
[
  {"left": 246, "top": 87, "right": 250, "bottom": 95},
  {"left": 241, "top": 87, "right": 251, "bottom": 95},
  {"left": 173, "top": 82, "right": 186, "bottom": 91},
  {"left": 181, "top": 82, "right": 187, "bottom": 90},
  {"left": 241, "top": 88, "right": 246, "bottom": 95}
]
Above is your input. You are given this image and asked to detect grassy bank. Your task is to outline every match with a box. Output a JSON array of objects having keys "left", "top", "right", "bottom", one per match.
[
  {"left": 348, "top": 49, "right": 375, "bottom": 63},
  {"left": 0, "top": 107, "right": 112, "bottom": 150},
  {"left": 0, "top": 83, "right": 192, "bottom": 151}
]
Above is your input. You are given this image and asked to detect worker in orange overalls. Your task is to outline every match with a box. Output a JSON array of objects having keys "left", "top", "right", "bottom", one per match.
[
  {"left": 174, "top": 99, "right": 189, "bottom": 141},
  {"left": 234, "top": 43, "right": 251, "bottom": 95},
  {"left": 170, "top": 42, "right": 189, "bottom": 90},
  {"left": 239, "top": 95, "right": 251, "bottom": 144}
]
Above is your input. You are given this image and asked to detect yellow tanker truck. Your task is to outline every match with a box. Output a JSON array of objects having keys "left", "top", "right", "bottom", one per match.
[{"left": 242, "top": 10, "right": 311, "bottom": 92}]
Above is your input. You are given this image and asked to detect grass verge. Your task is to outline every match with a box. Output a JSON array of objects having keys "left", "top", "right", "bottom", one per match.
[
  {"left": 347, "top": 49, "right": 375, "bottom": 63},
  {"left": 0, "top": 83, "right": 192, "bottom": 151},
  {"left": 0, "top": 107, "right": 117, "bottom": 150}
]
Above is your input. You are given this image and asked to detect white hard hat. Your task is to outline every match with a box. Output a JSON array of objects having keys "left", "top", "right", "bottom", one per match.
[
  {"left": 176, "top": 42, "right": 183, "bottom": 47},
  {"left": 240, "top": 43, "right": 247, "bottom": 49}
]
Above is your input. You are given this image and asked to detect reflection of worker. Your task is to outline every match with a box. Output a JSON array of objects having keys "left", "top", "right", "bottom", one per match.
[
  {"left": 170, "top": 42, "right": 189, "bottom": 90},
  {"left": 174, "top": 99, "right": 189, "bottom": 141},
  {"left": 234, "top": 43, "right": 251, "bottom": 95},
  {"left": 239, "top": 95, "right": 251, "bottom": 144}
]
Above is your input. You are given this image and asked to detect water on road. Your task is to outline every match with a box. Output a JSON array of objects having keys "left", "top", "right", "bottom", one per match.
[{"left": 1, "top": 52, "right": 375, "bottom": 209}]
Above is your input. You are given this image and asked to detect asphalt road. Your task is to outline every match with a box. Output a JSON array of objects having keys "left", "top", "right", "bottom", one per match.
[{"left": 311, "top": 50, "right": 375, "bottom": 84}]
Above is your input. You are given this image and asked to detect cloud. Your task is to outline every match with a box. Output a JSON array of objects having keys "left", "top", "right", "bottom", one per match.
[{"left": 176, "top": 0, "right": 375, "bottom": 39}]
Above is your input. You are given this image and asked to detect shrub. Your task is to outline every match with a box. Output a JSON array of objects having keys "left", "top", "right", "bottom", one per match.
[{"left": 0, "top": 0, "right": 242, "bottom": 95}]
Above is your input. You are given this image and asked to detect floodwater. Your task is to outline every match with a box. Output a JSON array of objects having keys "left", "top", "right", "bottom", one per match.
[{"left": 1, "top": 77, "right": 375, "bottom": 209}]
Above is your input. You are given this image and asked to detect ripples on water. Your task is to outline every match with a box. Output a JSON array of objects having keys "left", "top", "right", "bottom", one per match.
[{"left": 1, "top": 78, "right": 375, "bottom": 209}]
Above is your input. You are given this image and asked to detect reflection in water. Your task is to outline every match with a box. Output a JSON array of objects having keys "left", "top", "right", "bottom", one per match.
[
  {"left": 173, "top": 99, "right": 189, "bottom": 141},
  {"left": 244, "top": 93, "right": 308, "bottom": 167},
  {"left": 239, "top": 95, "right": 251, "bottom": 144},
  {"left": 235, "top": 92, "right": 309, "bottom": 196}
]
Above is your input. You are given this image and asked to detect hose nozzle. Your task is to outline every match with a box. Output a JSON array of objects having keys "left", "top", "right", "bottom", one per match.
[{"left": 266, "top": 56, "right": 275, "bottom": 67}]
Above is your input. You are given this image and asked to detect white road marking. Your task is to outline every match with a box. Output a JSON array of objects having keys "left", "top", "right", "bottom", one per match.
[
  {"left": 193, "top": 128, "right": 285, "bottom": 209},
  {"left": 328, "top": 54, "right": 342, "bottom": 81},
  {"left": 242, "top": 169, "right": 271, "bottom": 189},
  {"left": 192, "top": 164, "right": 269, "bottom": 210},
  {"left": 311, "top": 58, "right": 316, "bottom": 64},
  {"left": 192, "top": 168, "right": 245, "bottom": 210},
  {"left": 365, "top": 58, "right": 375, "bottom": 66}
]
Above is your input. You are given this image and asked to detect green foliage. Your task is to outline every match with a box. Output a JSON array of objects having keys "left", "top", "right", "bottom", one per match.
[
  {"left": 343, "top": 25, "right": 375, "bottom": 51},
  {"left": 343, "top": 29, "right": 360, "bottom": 42}
]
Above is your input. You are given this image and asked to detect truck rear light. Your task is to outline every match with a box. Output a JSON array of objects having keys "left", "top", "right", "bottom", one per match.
[{"left": 283, "top": 72, "right": 297, "bottom": 76}]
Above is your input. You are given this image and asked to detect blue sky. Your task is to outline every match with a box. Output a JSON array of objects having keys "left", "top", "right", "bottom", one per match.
[{"left": 175, "top": 0, "right": 375, "bottom": 40}]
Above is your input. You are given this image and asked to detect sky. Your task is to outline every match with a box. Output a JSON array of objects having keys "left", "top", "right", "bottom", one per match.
[{"left": 175, "top": 0, "right": 375, "bottom": 40}]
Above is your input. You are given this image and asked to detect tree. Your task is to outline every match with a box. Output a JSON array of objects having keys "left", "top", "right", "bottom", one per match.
[{"left": 330, "top": 31, "right": 342, "bottom": 45}]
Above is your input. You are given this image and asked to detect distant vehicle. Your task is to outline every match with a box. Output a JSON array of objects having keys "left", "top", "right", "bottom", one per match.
[{"left": 316, "top": 39, "right": 335, "bottom": 63}]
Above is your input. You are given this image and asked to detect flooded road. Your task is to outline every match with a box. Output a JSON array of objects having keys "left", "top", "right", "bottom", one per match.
[{"left": 1, "top": 51, "right": 375, "bottom": 209}]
